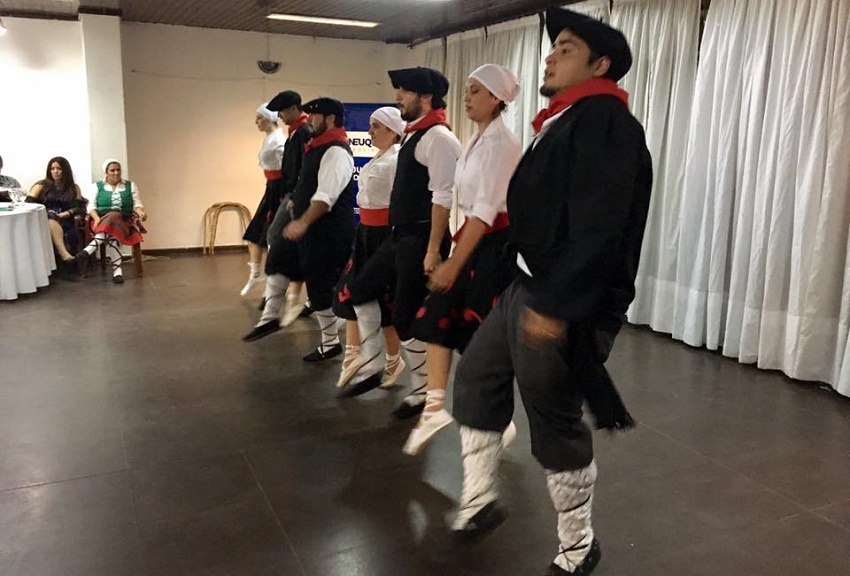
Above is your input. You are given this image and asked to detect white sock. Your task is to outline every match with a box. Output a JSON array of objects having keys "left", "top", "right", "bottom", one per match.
[
  {"left": 83, "top": 232, "right": 108, "bottom": 255},
  {"left": 258, "top": 274, "right": 289, "bottom": 324},
  {"left": 351, "top": 301, "right": 384, "bottom": 383},
  {"left": 547, "top": 462, "right": 597, "bottom": 572},
  {"left": 423, "top": 388, "right": 446, "bottom": 415},
  {"left": 314, "top": 308, "right": 340, "bottom": 353},
  {"left": 452, "top": 426, "right": 502, "bottom": 530},
  {"left": 106, "top": 238, "right": 123, "bottom": 275},
  {"left": 400, "top": 338, "right": 427, "bottom": 406},
  {"left": 248, "top": 261, "right": 261, "bottom": 278}
]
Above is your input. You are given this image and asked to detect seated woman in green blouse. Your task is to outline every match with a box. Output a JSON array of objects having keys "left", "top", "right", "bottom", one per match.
[{"left": 76, "top": 159, "right": 147, "bottom": 284}]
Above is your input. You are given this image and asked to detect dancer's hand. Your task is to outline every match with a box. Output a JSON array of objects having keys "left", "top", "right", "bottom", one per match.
[
  {"left": 283, "top": 219, "right": 307, "bottom": 240},
  {"left": 520, "top": 307, "right": 566, "bottom": 348},
  {"left": 423, "top": 251, "right": 442, "bottom": 276},
  {"left": 427, "top": 260, "right": 459, "bottom": 293}
]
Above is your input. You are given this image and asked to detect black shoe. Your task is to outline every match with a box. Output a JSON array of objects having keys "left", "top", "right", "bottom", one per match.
[
  {"left": 450, "top": 501, "right": 507, "bottom": 547},
  {"left": 112, "top": 274, "right": 124, "bottom": 284},
  {"left": 392, "top": 398, "right": 425, "bottom": 420},
  {"left": 257, "top": 297, "right": 266, "bottom": 311},
  {"left": 545, "top": 539, "right": 601, "bottom": 576},
  {"left": 302, "top": 343, "right": 343, "bottom": 363},
  {"left": 243, "top": 320, "right": 281, "bottom": 342},
  {"left": 299, "top": 302, "right": 314, "bottom": 318},
  {"left": 75, "top": 250, "right": 90, "bottom": 274},
  {"left": 337, "top": 372, "right": 383, "bottom": 398}
]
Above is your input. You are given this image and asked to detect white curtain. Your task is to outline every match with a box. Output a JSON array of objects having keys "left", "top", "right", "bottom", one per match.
[
  {"left": 444, "top": 29, "right": 487, "bottom": 145},
  {"left": 671, "top": 0, "right": 850, "bottom": 395},
  {"left": 421, "top": 38, "right": 445, "bottom": 72},
  {"left": 484, "top": 16, "right": 542, "bottom": 149},
  {"left": 613, "top": 0, "right": 701, "bottom": 335}
]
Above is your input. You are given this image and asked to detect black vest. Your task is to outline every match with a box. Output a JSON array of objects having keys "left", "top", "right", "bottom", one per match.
[
  {"left": 389, "top": 124, "right": 444, "bottom": 227},
  {"left": 292, "top": 140, "right": 355, "bottom": 229}
]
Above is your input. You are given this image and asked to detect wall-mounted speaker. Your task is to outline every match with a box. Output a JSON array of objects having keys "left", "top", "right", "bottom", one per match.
[{"left": 257, "top": 60, "right": 281, "bottom": 74}]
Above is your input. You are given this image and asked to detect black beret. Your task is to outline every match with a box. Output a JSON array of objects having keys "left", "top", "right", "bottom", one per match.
[
  {"left": 387, "top": 67, "right": 449, "bottom": 99},
  {"left": 266, "top": 90, "right": 302, "bottom": 111},
  {"left": 302, "top": 97, "right": 345, "bottom": 119},
  {"left": 545, "top": 7, "right": 632, "bottom": 82}
]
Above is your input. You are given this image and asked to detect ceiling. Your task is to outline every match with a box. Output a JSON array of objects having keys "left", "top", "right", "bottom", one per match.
[{"left": 0, "top": 0, "right": 581, "bottom": 44}]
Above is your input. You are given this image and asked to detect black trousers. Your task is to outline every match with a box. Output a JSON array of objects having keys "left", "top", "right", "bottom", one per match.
[
  {"left": 347, "top": 225, "right": 449, "bottom": 341},
  {"left": 452, "top": 279, "right": 596, "bottom": 472},
  {"left": 265, "top": 218, "right": 353, "bottom": 311}
]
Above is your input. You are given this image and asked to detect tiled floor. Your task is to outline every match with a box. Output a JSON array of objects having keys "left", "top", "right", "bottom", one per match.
[{"left": 2, "top": 253, "right": 850, "bottom": 576}]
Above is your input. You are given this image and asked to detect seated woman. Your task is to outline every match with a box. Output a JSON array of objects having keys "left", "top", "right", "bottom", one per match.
[
  {"left": 26, "top": 156, "right": 87, "bottom": 266},
  {"left": 77, "top": 159, "right": 147, "bottom": 284}
]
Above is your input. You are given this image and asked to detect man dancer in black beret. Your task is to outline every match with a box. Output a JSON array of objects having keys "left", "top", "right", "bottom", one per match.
[
  {"left": 339, "top": 67, "right": 462, "bottom": 417},
  {"left": 244, "top": 97, "right": 355, "bottom": 363},
  {"left": 449, "top": 9, "right": 653, "bottom": 576}
]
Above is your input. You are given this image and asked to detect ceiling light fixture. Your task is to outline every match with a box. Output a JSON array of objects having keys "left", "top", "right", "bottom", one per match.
[{"left": 267, "top": 13, "right": 379, "bottom": 28}]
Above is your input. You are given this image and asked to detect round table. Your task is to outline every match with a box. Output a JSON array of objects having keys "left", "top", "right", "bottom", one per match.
[{"left": 0, "top": 203, "right": 57, "bottom": 300}]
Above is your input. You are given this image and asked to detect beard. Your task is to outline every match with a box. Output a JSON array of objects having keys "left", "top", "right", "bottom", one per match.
[
  {"left": 400, "top": 99, "right": 422, "bottom": 122},
  {"left": 311, "top": 121, "right": 328, "bottom": 136},
  {"left": 539, "top": 84, "right": 558, "bottom": 98}
]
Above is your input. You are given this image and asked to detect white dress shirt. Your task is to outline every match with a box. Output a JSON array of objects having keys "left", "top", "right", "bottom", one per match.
[
  {"left": 312, "top": 146, "right": 355, "bottom": 210},
  {"left": 404, "top": 116, "right": 462, "bottom": 209},
  {"left": 356, "top": 145, "right": 399, "bottom": 209},
  {"left": 455, "top": 115, "right": 521, "bottom": 227},
  {"left": 86, "top": 180, "right": 143, "bottom": 211},
  {"left": 258, "top": 128, "right": 286, "bottom": 171}
]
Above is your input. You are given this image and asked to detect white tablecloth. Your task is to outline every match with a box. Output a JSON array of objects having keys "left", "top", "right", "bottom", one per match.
[{"left": 0, "top": 203, "right": 56, "bottom": 300}]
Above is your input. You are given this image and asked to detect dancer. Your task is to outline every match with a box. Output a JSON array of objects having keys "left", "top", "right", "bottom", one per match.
[
  {"left": 77, "top": 159, "right": 147, "bottom": 284},
  {"left": 449, "top": 9, "right": 653, "bottom": 576},
  {"left": 402, "top": 64, "right": 522, "bottom": 455},
  {"left": 266, "top": 90, "right": 312, "bottom": 325},
  {"left": 341, "top": 67, "right": 461, "bottom": 412},
  {"left": 243, "top": 97, "right": 356, "bottom": 363},
  {"left": 239, "top": 102, "right": 286, "bottom": 297},
  {"left": 334, "top": 107, "right": 407, "bottom": 392}
]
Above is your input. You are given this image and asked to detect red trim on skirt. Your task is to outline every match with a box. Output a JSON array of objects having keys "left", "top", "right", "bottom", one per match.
[{"left": 92, "top": 211, "right": 145, "bottom": 246}]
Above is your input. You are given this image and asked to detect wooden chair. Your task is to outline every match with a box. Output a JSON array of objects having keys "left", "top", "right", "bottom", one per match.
[{"left": 203, "top": 202, "right": 251, "bottom": 255}]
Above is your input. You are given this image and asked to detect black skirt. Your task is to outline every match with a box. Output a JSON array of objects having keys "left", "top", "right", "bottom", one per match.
[
  {"left": 411, "top": 227, "right": 515, "bottom": 353},
  {"left": 333, "top": 223, "right": 393, "bottom": 325},
  {"left": 243, "top": 178, "right": 283, "bottom": 245}
]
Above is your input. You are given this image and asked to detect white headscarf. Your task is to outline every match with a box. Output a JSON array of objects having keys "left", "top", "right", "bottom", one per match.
[
  {"left": 102, "top": 158, "right": 121, "bottom": 173},
  {"left": 370, "top": 106, "right": 406, "bottom": 137},
  {"left": 469, "top": 64, "right": 520, "bottom": 103},
  {"left": 257, "top": 102, "right": 278, "bottom": 124}
]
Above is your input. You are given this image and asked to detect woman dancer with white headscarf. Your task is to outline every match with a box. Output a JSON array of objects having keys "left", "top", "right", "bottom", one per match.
[
  {"left": 334, "top": 107, "right": 409, "bottom": 395},
  {"left": 240, "top": 102, "right": 287, "bottom": 296},
  {"left": 402, "top": 64, "right": 523, "bottom": 455}
]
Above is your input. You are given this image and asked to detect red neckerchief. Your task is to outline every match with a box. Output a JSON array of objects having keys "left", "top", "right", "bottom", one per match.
[
  {"left": 304, "top": 127, "right": 349, "bottom": 153},
  {"left": 405, "top": 108, "right": 450, "bottom": 133},
  {"left": 287, "top": 113, "right": 309, "bottom": 137},
  {"left": 532, "top": 78, "right": 629, "bottom": 134}
]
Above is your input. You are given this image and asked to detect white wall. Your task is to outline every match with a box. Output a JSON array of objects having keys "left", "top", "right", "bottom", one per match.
[
  {"left": 81, "top": 14, "right": 128, "bottom": 181},
  {"left": 0, "top": 17, "right": 93, "bottom": 189},
  {"left": 121, "top": 23, "right": 425, "bottom": 250}
]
